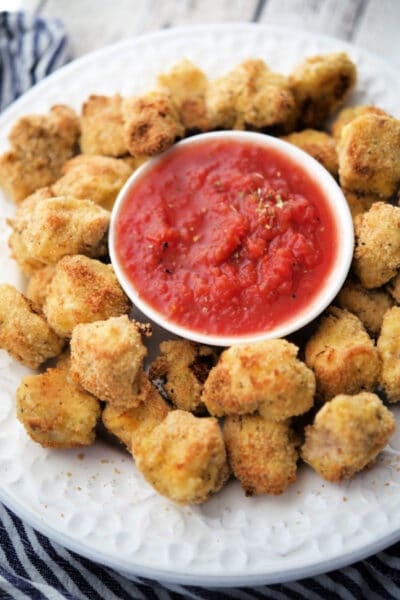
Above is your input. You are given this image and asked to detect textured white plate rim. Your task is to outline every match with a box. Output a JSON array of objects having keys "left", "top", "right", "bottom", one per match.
[{"left": 0, "top": 22, "right": 399, "bottom": 589}]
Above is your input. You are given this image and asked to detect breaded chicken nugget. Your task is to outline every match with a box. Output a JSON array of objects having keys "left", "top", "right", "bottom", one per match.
[
  {"left": 0, "top": 284, "right": 64, "bottom": 369},
  {"left": 81, "top": 94, "right": 127, "bottom": 156},
  {"left": 70, "top": 315, "right": 146, "bottom": 408},
  {"left": 44, "top": 256, "right": 130, "bottom": 337},
  {"left": 377, "top": 306, "right": 400, "bottom": 402},
  {"left": 0, "top": 105, "right": 79, "bottom": 203},
  {"left": 202, "top": 339, "right": 315, "bottom": 419},
  {"left": 342, "top": 189, "right": 379, "bottom": 221},
  {"left": 9, "top": 194, "right": 110, "bottom": 275},
  {"left": 207, "top": 59, "right": 296, "bottom": 132},
  {"left": 338, "top": 114, "right": 400, "bottom": 198},
  {"left": 354, "top": 202, "right": 400, "bottom": 288},
  {"left": 301, "top": 393, "right": 395, "bottom": 481},
  {"left": 281, "top": 129, "right": 338, "bottom": 176},
  {"left": 53, "top": 154, "right": 132, "bottom": 211},
  {"left": 157, "top": 59, "right": 210, "bottom": 132},
  {"left": 132, "top": 409, "right": 229, "bottom": 505},
  {"left": 26, "top": 265, "right": 56, "bottom": 311},
  {"left": 386, "top": 273, "right": 400, "bottom": 303},
  {"left": 305, "top": 307, "right": 381, "bottom": 401},
  {"left": 123, "top": 91, "right": 184, "bottom": 157},
  {"left": 16, "top": 366, "right": 101, "bottom": 448},
  {"left": 149, "top": 339, "right": 219, "bottom": 413},
  {"left": 337, "top": 279, "right": 393, "bottom": 336},
  {"left": 224, "top": 415, "right": 299, "bottom": 496},
  {"left": 331, "top": 105, "right": 388, "bottom": 140},
  {"left": 102, "top": 371, "right": 170, "bottom": 449}
]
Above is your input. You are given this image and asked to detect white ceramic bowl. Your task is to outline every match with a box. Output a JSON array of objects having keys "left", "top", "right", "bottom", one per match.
[{"left": 109, "top": 131, "right": 354, "bottom": 346}]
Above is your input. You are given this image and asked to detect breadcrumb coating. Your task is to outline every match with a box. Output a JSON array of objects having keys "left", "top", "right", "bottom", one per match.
[
  {"left": 149, "top": 339, "right": 218, "bottom": 413},
  {"left": 44, "top": 256, "right": 130, "bottom": 337},
  {"left": 0, "top": 284, "right": 64, "bottom": 369},
  {"left": 123, "top": 91, "right": 184, "bottom": 157},
  {"left": 202, "top": 339, "right": 315, "bottom": 419},
  {"left": 81, "top": 94, "right": 127, "bottom": 156},
  {"left": 52, "top": 154, "right": 133, "bottom": 210},
  {"left": 26, "top": 265, "right": 56, "bottom": 312},
  {"left": 301, "top": 392, "right": 395, "bottom": 481},
  {"left": 338, "top": 114, "right": 400, "bottom": 198},
  {"left": 132, "top": 410, "right": 230, "bottom": 505},
  {"left": 342, "top": 189, "right": 379, "bottom": 222},
  {"left": 337, "top": 279, "right": 393, "bottom": 336},
  {"left": 289, "top": 52, "right": 356, "bottom": 128},
  {"left": 224, "top": 415, "right": 299, "bottom": 496},
  {"left": 281, "top": 129, "right": 338, "bottom": 176},
  {"left": 386, "top": 273, "right": 400, "bottom": 303},
  {"left": 305, "top": 307, "right": 381, "bottom": 401},
  {"left": 16, "top": 366, "right": 101, "bottom": 448},
  {"left": 377, "top": 307, "right": 400, "bottom": 402},
  {"left": 102, "top": 371, "right": 170, "bottom": 450},
  {"left": 70, "top": 315, "right": 147, "bottom": 408},
  {"left": 0, "top": 105, "right": 80, "bottom": 203},
  {"left": 331, "top": 105, "right": 388, "bottom": 140},
  {"left": 354, "top": 202, "right": 400, "bottom": 288}
]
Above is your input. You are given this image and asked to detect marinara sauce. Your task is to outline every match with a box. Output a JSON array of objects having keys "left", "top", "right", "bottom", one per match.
[{"left": 115, "top": 138, "right": 337, "bottom": 336}]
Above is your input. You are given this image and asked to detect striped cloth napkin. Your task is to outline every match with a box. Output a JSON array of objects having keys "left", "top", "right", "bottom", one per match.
[{"left": 0, "top": 11, "right": 399, "bottom": 600}]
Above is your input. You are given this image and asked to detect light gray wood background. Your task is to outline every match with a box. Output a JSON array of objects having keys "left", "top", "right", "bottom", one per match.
[{"left": 2, "top": 0, "right": 400, "bottom": 67}]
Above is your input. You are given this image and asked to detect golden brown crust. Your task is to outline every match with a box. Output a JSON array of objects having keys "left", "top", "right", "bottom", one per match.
[
  {"left": 354, "top": 202, "right": 400, "bottom": 288},
  {"left": 336, "top": 279, "right": 393, "bottom": 336},
  {"left": 281, "top": 129, "right": 338, "bottom": 176},
  {"left": 149, "top": 339, "right": 218, "bottom": 413},
  {"left": 224, "top": 415, "right": 299, "bottom": 496},
  {"left": 289, "top": 52, "right": 356, "bottom": 128},
  {"left": 26, "top": 265, "right": 56, "bottom": 311},
  {"left": 202, "top": 339, "right": 315, "bottom": 419},
  {"left": 44, "top": 256, "right": 130, "bottom": 337},
  {"left": 331, "top": 105, "right": 389, "bottom": 140},
  {"left": 102, "top": 371, "right": 170, "bottom": 450},
  {"left": 70, "top": 315, "right": 147, "bottom": 408},
  {"left": 305, "top": 307, "right": 381, "bottom": 401},
  {"left": 53, "top": 154, "right": 133, "bottom": 211},
  {"left": 132, "top": 410, "right": 230, "bottom": 505},
  {"left": 342, "top": 189, "right": 379, "bottom": 222},
  {"left": 123, "top": 91, "right": 184, "bottom": 157},
  {"left": 0, "top": 105, "right": 80, "bottom": 203},
  {"left": 377, "top": 306, "right": 400, "bottom": 402},
  {"left": 301, "top": 392, "right": 395, "bottom": 481},
  {"left": 337, "top": 114, "right": 400, "bottom": 198},
  {"left": 16, "top": 366, "right": 101, "bottom": 448},
  {"left": 81, "top": 94, "right": 127, "bottom": 156},
  {"left": 0, "top": 284, "right": 64, "bottom": 369},
  {"left": 386, "top": 273, "right": 400, "bottom": 303}
]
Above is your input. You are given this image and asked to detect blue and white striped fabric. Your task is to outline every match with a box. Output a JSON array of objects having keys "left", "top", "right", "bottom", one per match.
[{"left": 0, "top": 11, "right": 69, "bottom": 112}]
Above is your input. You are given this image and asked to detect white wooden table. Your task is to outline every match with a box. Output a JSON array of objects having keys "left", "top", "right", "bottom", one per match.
[{"left": 1, "top": 0, "right": 399, "bottom": 68}]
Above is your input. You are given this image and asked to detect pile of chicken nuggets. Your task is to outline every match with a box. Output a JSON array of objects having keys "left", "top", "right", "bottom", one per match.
[{"left": 0, "top": 51, "right": 399, "bottom": 505}]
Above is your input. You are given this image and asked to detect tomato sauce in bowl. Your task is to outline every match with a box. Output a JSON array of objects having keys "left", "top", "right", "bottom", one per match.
[{"left": 110, "top": 132, "right": 353, "bottom": 345}]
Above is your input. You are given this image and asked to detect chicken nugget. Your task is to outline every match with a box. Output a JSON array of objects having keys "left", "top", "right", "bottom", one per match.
[
  {"left": 123, "top": 91, "right": 184, "bottom": 157},
  {"left": 149, "top": 339, "right": 219, "bottom": 413},
  {"left": 353, "top": 202, "right": 400, "bottom": 289},
  {"left": 305, "top": 307, "right": 381, "bottom": 401},
  {"left": 44, "top": 256, "right": 130, "bottom": 337},
  {"left": 207, "top": 59, "right": 296, "bottom": 132},
  {"left": 0, "top": 284, "right": 64, "bottom": 369},
  {"left": 337, "top": 114, "right": 400, "bottom": 198},
  {"left": 386, "top": 273, "right": 400, "bottom": 303},
  {"left": 301, "top": 392, "right": 395, "bottom": 481},
  {"left": 342, "top": 189, "right": 379, "bottom": 221},
  {"left": 337, "top": 279, "right": 393, "bottom": 336},
  {"left": 132, "top": 410, "right": 229, "bottom": 505},
  {"left": 102, "top": 371, "right": 170, "bottom": 450},
  {"left": 202, "top": 339, "right": 315, "bottom": 419},
  {"left": 16, "top": 366, "right": 101, "bottom": 448},
  {"left": 331, "top": 105, "right": 388, "bottom": 140},
  {"left": 81, "top": 94, "right": 127, "bottom": 156},
  {"left": 70, "top": 315, "right": 146, "bottom": 408},
  {"left": 290, "top": 52, "right": 356, "bottom": 128},
  {"left": 26, "top": 265, "right": 56, "bottom": 311},
  {"left": 224, "top": 415, "right": 299, "bottom": 496},
  {"left": 53, "top": 155, "right": 132, "bottom": 211},
  {"left": 8, "top": 195, "right": 110, "bottom": 275},
  {"left": 0, "top": 105, "right": 79, "bottom": 203},
  {"left": 157, "top": 59, "right": 210, "bottom": 132},
  {"left": 281, "top": 129, "right": 338, "bottom": 176},
  {"left": 377, "top": 306, "right": 400, "bottom": 402}
]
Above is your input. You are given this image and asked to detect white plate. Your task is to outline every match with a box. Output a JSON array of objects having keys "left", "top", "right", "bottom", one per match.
[{"left": 0, "top": 24, "right": 400, "bottom": 588}]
